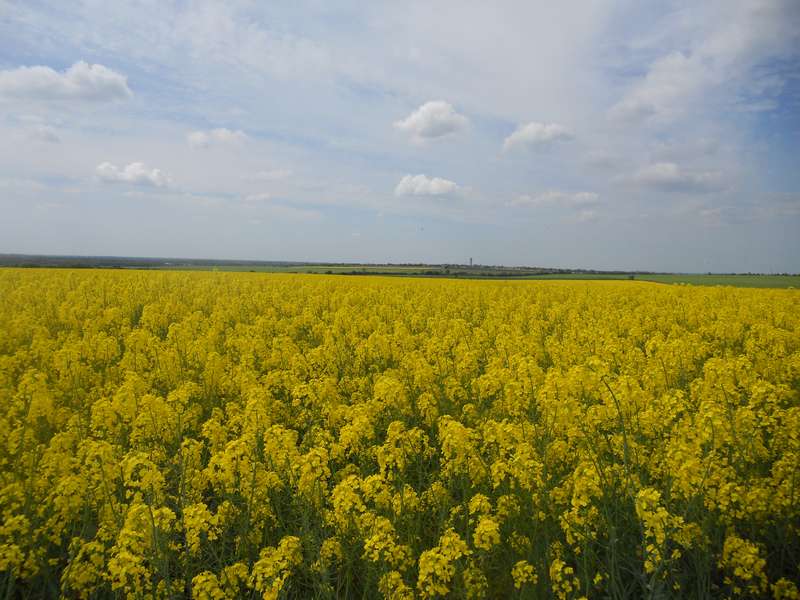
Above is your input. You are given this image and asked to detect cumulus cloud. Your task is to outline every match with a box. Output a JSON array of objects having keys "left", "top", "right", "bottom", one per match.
[
  {"left": 394, "top": 174, "right": 459, "bottom": 197},
  {"left": 511, "top": 190, "right": 599, "bottom": 207},
  {"left": 187, "top": 128, "right": 247, "bottom": 147},
  {"left": 503, "top": 122, "right": 572, "bottom": 151},
  {"left": 622, "top": 162, "right": 723, "bottom": 193},
  {"left": 0, "top": 61, "right": 131, "bottom": 102},
  {"left": 394, "top": 101, "right": 468, "bottom": 140},
  {"left": 96, "top": 162, "right": 170, "bottom": 187}
]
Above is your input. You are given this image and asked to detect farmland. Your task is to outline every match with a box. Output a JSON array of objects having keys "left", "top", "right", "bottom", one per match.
[
  {"left": 1, "top": 254, "right": 797, "bottom": 288},
  {"left": 180, "top": 268, "right": 800, "bottom": 288},
  {"left": 0, "top": 269, "right": 798, "bottom": 598}
]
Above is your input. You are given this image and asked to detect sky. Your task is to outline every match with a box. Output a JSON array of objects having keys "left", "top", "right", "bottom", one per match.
[{"left": 0, "top": 1, "right": 799, "bottom": 272}]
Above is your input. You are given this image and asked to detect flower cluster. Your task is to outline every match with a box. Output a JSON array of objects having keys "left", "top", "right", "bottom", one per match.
[{"left": 0, "top": 269, "right": 797, "bottom": 598}]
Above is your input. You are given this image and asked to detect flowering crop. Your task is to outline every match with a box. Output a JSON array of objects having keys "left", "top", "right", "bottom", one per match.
[{"left": 0, "top": 269, "right": 798, "bottom": 598}]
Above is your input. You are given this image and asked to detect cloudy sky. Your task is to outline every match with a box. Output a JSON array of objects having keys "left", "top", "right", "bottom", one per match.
[{"left": 1, "top": 1, "right": 799, "bottom": 272}]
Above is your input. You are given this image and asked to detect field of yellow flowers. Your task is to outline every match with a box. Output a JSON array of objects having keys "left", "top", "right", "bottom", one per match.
[{"left": 0, "top": 269, "right": 798, "bottom": 599}]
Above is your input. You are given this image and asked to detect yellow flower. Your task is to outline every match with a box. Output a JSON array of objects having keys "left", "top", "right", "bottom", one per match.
[
  {"left": 249, "top": 536, "right": 303, "bottom": 600},
  {"left": 183, "top": 502, "right": 219, "bottom": 555},
  {"left": 772, "top": 578, "right": 800, "bottom": 600},
  {"left": 379, "top": 571, "right": 415, "bottom": 600},
  {"left": 464, "top": 562, "right": 488, "bottom": 599},
  {"left": 417, "top": 529, "right": 470, "bottom": 598},
  {"left": 1, "top": 269, "right": 798, "bottom": 598},
  {"left": 192, "top": 571, "right": 226, "bottom": 600},
  {"left": 467, "top": 494, "right": 492, "bottom": 517},
  {"left": 511, "top": 560, "right": 537, "bottom": 589},
  {"left": 473, "top": 516, "right": 501, "bottom": 551},
  {"left": 719, "top": 533, "right": 768, "bottom": 595}
]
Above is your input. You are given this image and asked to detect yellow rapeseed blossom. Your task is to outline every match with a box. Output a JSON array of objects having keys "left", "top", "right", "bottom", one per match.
[
  {"left": 183, "top": 502, "right": 219, "bottom": 555},
  {"left": 417, "top": 528, "right": 470, "bottom": 598},
  {"left": 249, "top": 536, "right": 303, "bottom": 600},
  {"left": 463, "top": 561, "right": 489, "bottom": 599},
  {"left": 0, "top": 270, "right": 797, "bottom": 598},
  {"left": 720, "top": 533, "right": 769, "bottom": 596},
  {"left": 191, "top": 572, "right": 226, "bottom": 600},
  {"left": 511, "top": 559, "right": 538, "bottom": 589},
  {"left": 378, "top": 570, "right": 415, "bottom": 600},
  {"left": 473, "top": 515, "right": 501, "bottom": 551}
]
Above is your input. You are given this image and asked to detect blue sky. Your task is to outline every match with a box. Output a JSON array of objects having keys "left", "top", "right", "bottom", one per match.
[{"left": 0, "top": 0, "right": 798, "bottom": 272}]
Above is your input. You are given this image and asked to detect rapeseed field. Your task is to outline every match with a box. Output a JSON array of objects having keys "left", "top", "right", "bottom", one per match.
[{"left": 0, "top": 270, "right": 798, "bottom": 599}]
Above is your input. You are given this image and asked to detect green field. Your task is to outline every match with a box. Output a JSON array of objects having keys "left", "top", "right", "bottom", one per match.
[
  {"left": 2, "top": 255, "right": 797, "bottom": 288},
  {"left": 639, "top": 273, "right": 800, "bottom": 288},
  {"left": 519, "top": 273, "right": 800, "bottom": 288},
  {"left": 170, "top": 266, "right": 800, "bottom": 288}
]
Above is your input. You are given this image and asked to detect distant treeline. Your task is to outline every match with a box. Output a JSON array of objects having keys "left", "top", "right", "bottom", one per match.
[
  {"left": 0, "top": 254, "right": 299, "bottom": 269},
  {"left": 0, "top": 254, "right": 795, "bottom": 277}
]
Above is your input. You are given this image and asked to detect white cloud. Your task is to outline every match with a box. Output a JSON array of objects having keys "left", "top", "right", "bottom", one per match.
[
  {"left": 96, "top": 162, "right": 170, "bottom": 187},
  {"left": 244, "top": 192, "right": 272, "bottom": 203},
  {"left": 609, "top": 51, "right": 707, "bottom": 123},
  {"left": 584, "top": 150, "right": 622, "bottom": 169},
  {"left": 576, "top": 209, "right": 598, "bottom": 222},
  {"left": 759, "top": 195, "right": 800, "bottom": 219},
  {"left": 610, "top": 1, "right": 800, "bottom": 122},
  {"left": 503, "top": 122, "right": 572, "bottom": 151},
  {"left": 394, "top": 101, "right": 469, "bottom": 140},
  {"left": 511, "top": 190, "right": 599, "bottom": 207},
  {"left": 1, "top": 2, "right": 798, "bottom": 270},
  {"left": 0, "top": 61, "right": 132, "bottom": 102},
  {"left": 187, "top": 128, "right": 247, "bottom": 147},
  {"left": 28, "top": 124, "right": 61, "bottom": 143},
  {"left": 690, "top": 194, "right": 800, "bottom": 225},
  {"left": 245, "top": 202, "right": 322, "bottom": 222},
  {"left": 0, "top": 177, "right": 49, "bottom": 192},
  {"left": 394, "top": 174, "right": 459, "bottom": 196},
  {"left": 264, "top": 204, "right": 322, "bottom": 221},
  {"left": 622, "top": 162, "right": 723, "bottom": 193},
  {"left": 249, "top": 169, "right": 292, "bottom": 181},
  {"left": 510, "top": 190, "right": 601, "bottom": 222}
]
